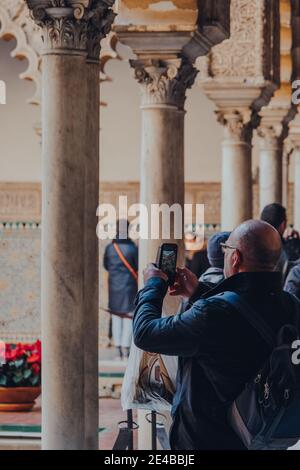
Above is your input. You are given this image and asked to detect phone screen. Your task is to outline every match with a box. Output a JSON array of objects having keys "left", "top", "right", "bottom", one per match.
[{"left": 159, "top": 244, "right": 178, "bottom": 286}]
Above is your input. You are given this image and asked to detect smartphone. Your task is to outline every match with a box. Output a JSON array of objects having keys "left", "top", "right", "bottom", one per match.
[{"left": 156, "top": 243, "right": 178, "bottom": 286}]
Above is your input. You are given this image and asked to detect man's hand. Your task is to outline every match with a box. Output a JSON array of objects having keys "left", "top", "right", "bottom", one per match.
[
  {"left": 169, "top": 268, "right": 199, "bottom": 299},
  {"left": 143, "top": 263, "right": 168, "bottom": 284}
]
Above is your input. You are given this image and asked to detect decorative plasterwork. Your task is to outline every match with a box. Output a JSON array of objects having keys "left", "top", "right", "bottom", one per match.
[
  {"left": 201, "top": 0, "right": 279, "bottom": 83},
  {"left": 288, "top": 0, "right": 300, "bottom": 149},
  {"left": 0, "top": 1, "right": 42, "bottom": 104},
  {"left": 258, "top": 0, "right": 294, "bottom": 146},
  {"left": 198, "top": 0, "right": 281, "bottom": 121},
  {"left": 0, "top": 1, "right": 120, "bottom": 106},
  {"left": 0, "top": 183, "right": 41, "bottom": 222}
]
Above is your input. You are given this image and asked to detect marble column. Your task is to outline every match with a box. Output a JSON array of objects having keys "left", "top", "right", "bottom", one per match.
[
  {"left": 131, "top": 58, "right": 197, "bottom": 450},
  {"left": 258, "top": 126, "right": 283, "bottom": 212},
  {"left": 132, "top": 59, "right": 197, "bottom": 302},
  {"left": 83, "top": 6, "right": 115, "bottom": 450},
  {"left": 25, "top": 0, "right": 115, "bottom": 450},
  {"left": 294, "top": 146, "right": 300, "bottom": 231},
  {"left": 218, "top": 111, "right": 253, "bottom": 231},
  {"left": 282, "top": 146, "right": 291, "bottom": 209}
]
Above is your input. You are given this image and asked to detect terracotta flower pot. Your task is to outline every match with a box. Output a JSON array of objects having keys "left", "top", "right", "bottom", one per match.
[{"left": 0, "top": 387, "right": 41, "bottom": 412}]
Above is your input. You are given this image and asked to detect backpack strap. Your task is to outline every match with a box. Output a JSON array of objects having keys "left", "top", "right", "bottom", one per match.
[
  {"left": 113, "top": 242, "right": 138, "bottom": 283},
  {"left": 216, "top": 291, "right": 275, "bottom": 350}
]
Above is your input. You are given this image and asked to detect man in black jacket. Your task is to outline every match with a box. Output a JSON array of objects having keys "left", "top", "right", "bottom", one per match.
[
  {"left": 133, "top": 220, "right": 298, "bottom": 450},
  {"left": 285, "top": 262, "right": 300, "bottom": 300}
]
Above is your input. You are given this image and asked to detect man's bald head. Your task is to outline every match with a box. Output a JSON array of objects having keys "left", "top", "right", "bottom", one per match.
[{"left": 224, "top": 220, "right": 282, "bottom": 278}]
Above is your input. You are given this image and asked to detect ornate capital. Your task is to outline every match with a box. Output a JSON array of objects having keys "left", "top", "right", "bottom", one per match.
[
  {"left": 257, "top": 124, "right": 284, "bottom": 150},
  {"left": 130, "top": 58, "right": 197, "bottom": 110},
  {"left": 25, "top": 0, "right": 115, "bottom": 57},
  {"left": 217, "top": 110, "right": 253, "bottom": 145},
  {"left": 289, "top": 113, "right": 300, "bottom": 151},
  {"left": 86, "top": 1, "right": 116, "bottom": 62}
]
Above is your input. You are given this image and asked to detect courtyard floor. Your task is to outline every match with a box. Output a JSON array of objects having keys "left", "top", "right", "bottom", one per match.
[{"left": 0, "top": 347, "right": 137, "bottom": 450}]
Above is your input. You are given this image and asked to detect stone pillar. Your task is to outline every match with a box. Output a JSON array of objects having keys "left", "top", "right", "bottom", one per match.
[
  {"left": 115, "top": 0, "right": 230, "bottom": 452},
  {"left": 293, "top": 145, "right": 300, "bottom": 231},
  {"left": 289, "top": 115, "right": 300, "bottom": 230},
  {"left": 83, "top": 6, "right": 115, "bottom": 450},
  {"left": 132, "top": 59, "right": 197, "bottom": 297},
  {"left": 258, "top": 126, "right": 283, "bottom": 212},
  {"left": 25, "top": 0, "right": 115, "bottom": 450},
  {"left": 131, "top": 58, "right": 197, "bottom": 449},
  {"left": 218, "top": 111, "right": 253, "bottom": 231},
  {"left": 282, "top": 144, "right": 291, "bottom": 209}
]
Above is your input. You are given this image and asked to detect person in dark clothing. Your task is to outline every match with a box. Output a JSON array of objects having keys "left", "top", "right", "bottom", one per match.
[
  {"left": 104, "top": 220, "right": 138, "bottom": 360},
  {"left": 260, "top": 203, "right": 288, "bottom": 279},
  {"left": 187, "top": 248, "right": 210, "bottom": 279},
  {"left": 200, "top": 231, "right": 231, "bottom": 286},
  {"left": 133, "top": 220, "right": 298, "bottom": 450},
  {"left": 260, "top": 203, "right": 287, "bottom": 237},
  {"left": 285, "top": 261, "right": 300, "bottom": 300},
  {"left": 260, "top": 203, "right": 300, "bottom": 282}
]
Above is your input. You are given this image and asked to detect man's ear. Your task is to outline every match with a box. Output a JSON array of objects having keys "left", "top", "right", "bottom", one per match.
[
  {"left": 278, "top": 220, "right": 287, "bottom": 237},
  {"left": 232, "top": 249, "right": 242, "bottom": 270}
]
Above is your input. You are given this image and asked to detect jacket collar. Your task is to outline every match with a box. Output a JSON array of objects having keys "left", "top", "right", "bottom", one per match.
[
  {"left": 202, "top": 271, "right": 283, "bottom": 299},
  {"left": 113, "top": 238, "right": 133, "bottom": 244}
]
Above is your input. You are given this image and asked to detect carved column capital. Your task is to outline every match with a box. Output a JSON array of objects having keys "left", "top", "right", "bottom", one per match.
[
  {"left": 25, "top": 0, "right": 115, "bottom": 57},
  {"left": 257, "top": 124, "right": 284, "bottom": 150},
  {"left": 130, "top": 58, "right": 197, "bottom": 110},
  {"left": 217, "top": 110, "right": 253, "bottom": 145},
  {"left": 289, "top": 114, "right": 300, "bottom": 152},
  {"left": 86, "top": 1, "right": 116, "bottom": 63}
]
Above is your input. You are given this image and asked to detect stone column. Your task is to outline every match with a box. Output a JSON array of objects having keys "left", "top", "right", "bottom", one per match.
[
  {"left": 132, "top": 59, "right": 197, "bottom": 299},
  {"left": 83, "top": 6, "right": 115, "bottom": 450},
  {"left": 131, "top": 58, "right": 197, "bottom": 450},
  {"left": 218, "top": 111, "right": 253, "bottom": 231},
  {"left": 25, "top": 0, "right": 115, "bottom": 450},
  {"left": 293, "top": 145, "right": 300, "bottom": 231},
  {"left": 282, "top": 145, "right": 291, "bottom": 209},
  {"left": 258, "top": 125, "right": 283, "bottom": 212}
]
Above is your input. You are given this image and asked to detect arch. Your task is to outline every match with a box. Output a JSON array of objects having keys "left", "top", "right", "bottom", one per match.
[
  {"left": 0, "top": 5, "right": 41, "bottom": 105},
  {"left": 0, "top": 4, "right": 122, "bottom": 107}
]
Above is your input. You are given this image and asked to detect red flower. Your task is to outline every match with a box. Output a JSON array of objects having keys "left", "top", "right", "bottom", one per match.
[
  {"left": 4, "top": 341, "right": 42, "bottom": 365},
  {"left": 27, "top": 354, "right": 40, "bottom": 364},
  {"left": 31, "top": 363, "right": 40, "bottom": 375}
]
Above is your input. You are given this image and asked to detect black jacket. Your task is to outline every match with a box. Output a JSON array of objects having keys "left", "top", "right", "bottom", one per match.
[
  {"left": 133, "top": 272, "right": 297, "bottom": 450},
  {"left": 104, "top": 239, "right": 138, "bottom": 314},
  {"left": 285, "top": 261, "right": 300, "bottom": 300}
]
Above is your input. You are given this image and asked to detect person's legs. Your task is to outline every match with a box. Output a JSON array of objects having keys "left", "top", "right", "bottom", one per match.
[
  {"left": 112, "top": 315, "right": 123, "bottom": 359},
  {"left": 121, "top": 317, "right": 133, "bottom": 358},
  {"left": 107, "top": 315, "right": 113, "bottom": 348}
]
